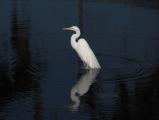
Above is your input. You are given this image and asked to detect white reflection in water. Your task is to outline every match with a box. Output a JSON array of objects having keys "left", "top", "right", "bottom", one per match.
[{"left": 70, "top": 69, "right": 100, "bottom": 110}]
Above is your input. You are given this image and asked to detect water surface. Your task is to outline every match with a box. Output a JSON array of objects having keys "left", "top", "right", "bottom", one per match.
[{"left": 0, "top": 0, "right": 159, "bottom": 120}]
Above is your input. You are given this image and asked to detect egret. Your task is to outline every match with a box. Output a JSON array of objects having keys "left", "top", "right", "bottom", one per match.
[{"left": 63, "top": 26, "right": 101, "bottom": 69}]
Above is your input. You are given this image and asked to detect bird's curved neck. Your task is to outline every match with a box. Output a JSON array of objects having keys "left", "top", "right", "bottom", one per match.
[{"left": 71, "top": 30, "right": 80, "bottom": 49}]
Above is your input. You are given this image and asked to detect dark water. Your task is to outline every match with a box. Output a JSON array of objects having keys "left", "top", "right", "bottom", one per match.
[{"left": 0, "top": 0, "right": 159, "bottom": 120}]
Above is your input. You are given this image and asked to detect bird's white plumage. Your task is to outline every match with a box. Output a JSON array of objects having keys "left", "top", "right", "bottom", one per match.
[
  {"left": 63, "top": 26, "right": 101, "bottom": 69},
  {"left": 76, "top": 38, "right": 101, "bottom": 69}
]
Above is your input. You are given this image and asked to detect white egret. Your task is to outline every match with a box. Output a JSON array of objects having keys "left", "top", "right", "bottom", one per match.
[{"left": 63, "top": 26, "right": 101, "bottom": 69}]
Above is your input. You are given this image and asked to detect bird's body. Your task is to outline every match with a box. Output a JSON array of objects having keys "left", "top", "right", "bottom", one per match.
[
  {"left": 74, "top": 38, "right": 101, "bottom": 69},
  {"left": 63, "top": 26, "right": 101, "bottom": 69}
]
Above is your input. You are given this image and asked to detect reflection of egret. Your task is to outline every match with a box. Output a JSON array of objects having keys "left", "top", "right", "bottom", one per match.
[
  {"left": 70, "top": 69, "right": 100, "bottom": 110},
  {"left": 63, "top": 26, "right": 101, "bottom": 69}
]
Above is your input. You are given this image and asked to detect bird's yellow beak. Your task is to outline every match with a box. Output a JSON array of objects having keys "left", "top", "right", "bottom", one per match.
[{"left": 62, "top": 27, "right": 73, "bottom": 31}]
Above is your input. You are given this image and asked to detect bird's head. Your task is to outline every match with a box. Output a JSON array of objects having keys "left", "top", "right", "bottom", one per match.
[{"left": 63, "top": 26, "right": 80, "bottom": 33}]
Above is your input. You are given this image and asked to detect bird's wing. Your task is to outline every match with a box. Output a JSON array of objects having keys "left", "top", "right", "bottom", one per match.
[
  {"left": 77, "top": 38, "right": 93, "bottom": 59},
  {"left": 77, "top": 38, "right": 100, "bottom": 68}
]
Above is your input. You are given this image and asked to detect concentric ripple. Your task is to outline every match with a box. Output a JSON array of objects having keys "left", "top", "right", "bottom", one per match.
[{"left": 98, "top": 54, "right": 156, "bottom": 81}]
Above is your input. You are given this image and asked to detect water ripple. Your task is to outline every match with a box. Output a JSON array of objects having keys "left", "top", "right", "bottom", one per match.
[{"left": 98, "top": 54, "right": 156, "bottom": 81}]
